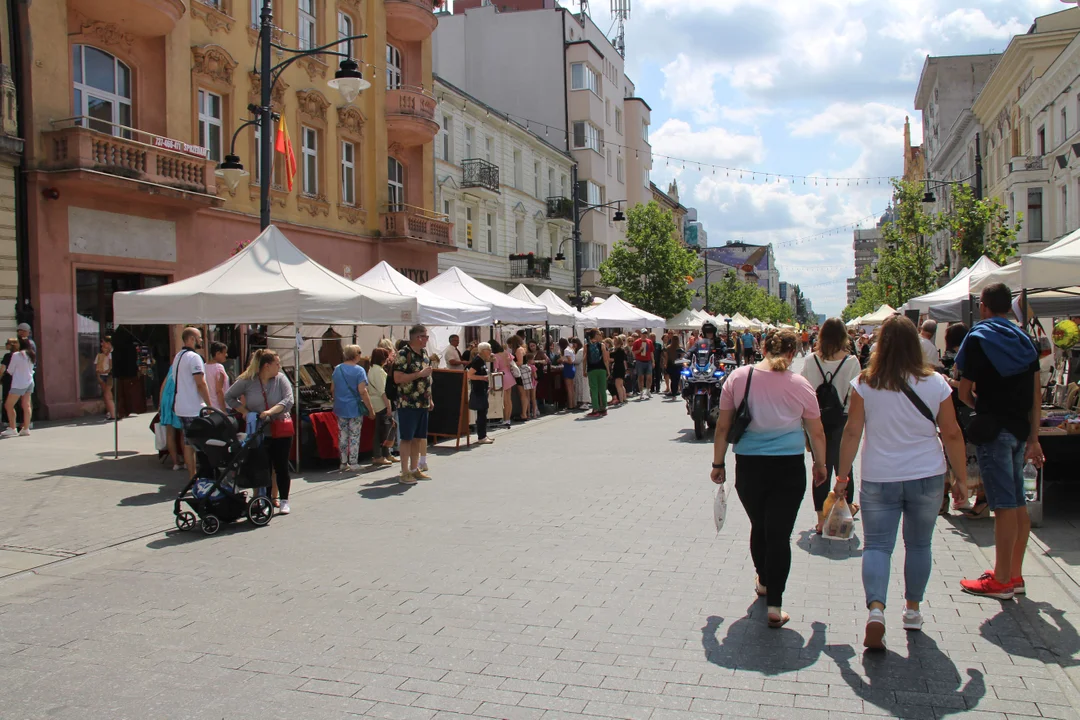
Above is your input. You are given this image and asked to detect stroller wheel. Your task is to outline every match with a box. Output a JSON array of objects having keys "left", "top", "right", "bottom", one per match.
[
  {"left": 248, "top": 496, "right": 274, "bottom": 527},
  {"left": 201, "top": 514, "right": 221, "bottom": 536},
  {"left": 175, "top": 511, "right": 197, "bottom": 532}
]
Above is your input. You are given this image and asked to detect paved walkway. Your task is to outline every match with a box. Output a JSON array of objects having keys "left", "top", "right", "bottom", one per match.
[{"left": 2, "top": 377, "right": 1080, "bottom": 719}]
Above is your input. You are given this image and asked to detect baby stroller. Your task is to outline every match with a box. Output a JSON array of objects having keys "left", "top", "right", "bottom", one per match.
[{"left": 173, "top": 407, "right": 275, "bottom": 536}]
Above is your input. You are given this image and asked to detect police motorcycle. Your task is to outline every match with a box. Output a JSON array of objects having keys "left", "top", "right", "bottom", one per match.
[{"left": 680, "top": 319, "right": 736, "bottom": 440}]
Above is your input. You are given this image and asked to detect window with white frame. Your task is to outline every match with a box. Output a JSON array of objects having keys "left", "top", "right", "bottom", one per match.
[
  {"left": 298, "top": 0, "right": 316, "bottom": 51},
  {"left": 338, "top": 11, "right": 355, "bottom": 59},
  {"left": 548, "top": 167, "right": 555, "bottom": 197},
  {"left": 605, "top": 99, "right": 611, "bottom": 126},
  {"left": 386, "top": 44, "right": 402, "bottom": 89},
  {"left": 560, "top": 173, "right": 567, "bottom": 197},
  {"left": 465, "top": 126, "right": 474, "bottom": 159},
  {"left": 388, "top": 156, "right": 404, "bottom": 210},
  {"left": 1062, "top": 184, "right": 1069, "bottom": 232},
  {"left": 197, "top": 89, "right": 223, "bottom": 162},
  {"left": 572, "top": 121, "right": 603, "bottom": 153},
  {"left": 644, "top": 167, "right": 650, "bottom": 189},
  {"left": 606, "top": 149, "right": 613, "bottom": 176},
  {"left": 485, "top": 136, "right": 494, "bottom": 162},
  {"left": 72, "top": 45, "right": 132, "bottom": 138},
  {"left": 440, "top": 114, "right": 452, "bottom": 162},
  {"left": 486, "top": 212, "right": 494, "bottom": 253},
  {"left": 443, "top": 199, "right": 452, "bottom": 223},
  {"left": 301, "top": 125, "right": 318, "bottom": 195},
  {"left": 250, "top": 0, "right": 262, "bottom": 27},
  {"left": 617, "top": 156, "right": 624, "bottom": 183},
  {"left": 534, "top": 161, "right": 541, "bottom": 197},
  {"left": 1028, "top": 188, "right": 1043, "bottom": 242},
  {"left": 642, "top": 118, "right": 649, "bottom": 143},
  {"left": 341, "top": 140, "right": 356, "bottom": 205},
  {"left": 615, "top": 107, "right": 623, "bottom": 134},
  {"left": 535, "top": 225, "right": 543, "bottom": 254},
  {"left": 513, "top": 149, "right": 523, "bottom": 189},
  {"left": 515, "top": 219, "right": 525, "bottom": 253},
  {"left": 571, "top": 63, "right": 600, "bottom": 96}
]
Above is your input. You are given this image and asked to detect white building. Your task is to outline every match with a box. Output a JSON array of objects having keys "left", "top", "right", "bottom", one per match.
[
  {"left": 433, "top": 1, "right": 653, "bottom": 298},
  {"left": 434, "top": 76, "right": 576, "bottom": 295}
]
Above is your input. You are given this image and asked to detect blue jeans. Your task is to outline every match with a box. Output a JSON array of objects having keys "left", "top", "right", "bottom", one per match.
[
  {"left": 977, "top": 429, "right": 1026, "bottom": 510},
  {"left": 860, "top": 475, "right": 944, "bottom": 609}
]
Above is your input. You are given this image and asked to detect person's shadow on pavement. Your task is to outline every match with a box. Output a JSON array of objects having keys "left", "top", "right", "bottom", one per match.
[
  {"left": 979, "top": 601, "right": 1080, "bottom": 668},
  {"left": 701, "top": 606, "right": 828, "bottom": 676},
  {"left": 824, "top": 632, "right": 985, "bottom": 717}
]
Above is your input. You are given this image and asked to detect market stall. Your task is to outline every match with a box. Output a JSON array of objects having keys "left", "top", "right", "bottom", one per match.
[
  {"left": 582, "top": 294, "right": 665, "bottom": 329},
  {"left": 666, "top": 308, "right": 702, "bottom": 331},
  {"left": 903, "top": 256, "right": 999, "bottom": 315}
]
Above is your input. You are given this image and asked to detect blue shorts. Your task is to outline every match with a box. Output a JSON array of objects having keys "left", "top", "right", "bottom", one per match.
[
  {"left": 976, "top": 429, "right": 1026, "bottom": 510},
  {"left": 180, "top": 416, "right": 198, "bottom": 447},
  {"left": 397, "top": 408, "right": 429, "bottom": 441},
  {"left": 635, "top": 360, "right": 652, "bottom": 376}
]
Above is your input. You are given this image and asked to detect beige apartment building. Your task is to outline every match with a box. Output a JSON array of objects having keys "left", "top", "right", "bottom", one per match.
[
  {"left": 0, "top": 2, "right": 21, "bottom": 339},
  {"left": 433, "top": 0, "right": 653, "bottom": 299}
]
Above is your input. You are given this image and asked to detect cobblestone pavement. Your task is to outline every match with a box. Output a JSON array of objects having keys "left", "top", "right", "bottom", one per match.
[{"left": 3, "top": 376, "right": 1080, "bottom": 719}]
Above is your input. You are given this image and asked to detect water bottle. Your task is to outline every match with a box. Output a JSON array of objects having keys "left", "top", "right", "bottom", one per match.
[{"left": 1023, "top": 462, "right": 1038, "bottom": 502}]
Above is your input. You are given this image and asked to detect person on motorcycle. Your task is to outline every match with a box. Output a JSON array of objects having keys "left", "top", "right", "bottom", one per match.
[{"left": 687, "top": 318, "right": 729, "bottom": 364}]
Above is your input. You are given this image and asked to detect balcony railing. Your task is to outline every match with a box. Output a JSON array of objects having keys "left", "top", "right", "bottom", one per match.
[
  {"left": 546, "top": 196, "right": 573, "bottom": 220},
  {"left": 43, "top": 118, "right": 217, "bottom": 196},
  {"left": 1010, "top": 155, "right": 1044, "bottom": 172},
  {"left": 461, "top": 158, "right": 500, "bottom": 193},
  {"left": 381, "top": 203, "right": 453, "bottom": 246},
  {"left": 510, "top": 253, "right": 552, "bottom": 280},
  {"left": 386, "top": 85, "right": 436, "bottom": 122}
]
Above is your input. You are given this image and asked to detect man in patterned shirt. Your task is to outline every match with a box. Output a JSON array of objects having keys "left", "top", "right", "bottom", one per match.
[{"left": 393, "top": 324, "right": 434, "bottom": 484}]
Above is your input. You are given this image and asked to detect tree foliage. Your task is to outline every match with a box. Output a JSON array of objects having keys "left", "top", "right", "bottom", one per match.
[
  {"left": 938, "top": 183, "right": 1021, "bottom": 267},
  {"left": 599, "top": 201, "right": 702, "bottom": 318},
  {"left": 704, "top": 270, "right": 795, "bottom": 324}
]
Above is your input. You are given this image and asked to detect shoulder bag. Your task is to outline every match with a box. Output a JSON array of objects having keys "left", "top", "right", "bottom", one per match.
[
  {"left": 726, "top": 368, "right": 754, "bottom": 444},
  {"left": 260, "top": 378, "right": 294, "bottom": 439},
  {"left": 900, "top": 382, "right": 936, "bottom": 425}
]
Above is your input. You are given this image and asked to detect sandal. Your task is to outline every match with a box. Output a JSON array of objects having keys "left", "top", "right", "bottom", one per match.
[
  {"left": 767, "top": 609, "right": 790, "bottom": 628},
  {"left": 755, "top": 575, "right": 767, "bottom": 597},
  {"left": 961, "top": 502, "right": 989, "bottom": 519}
]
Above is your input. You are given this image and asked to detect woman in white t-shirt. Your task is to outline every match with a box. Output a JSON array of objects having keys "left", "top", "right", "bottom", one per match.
[
  {"left": 1, "top": 338, "right": 35, "bottom": 437},
  {"left": 801, "top": 318, "right": 862, "bottom": 533},
  {"left": 835, "top": 315, "right": 968, "bottom": 651}
]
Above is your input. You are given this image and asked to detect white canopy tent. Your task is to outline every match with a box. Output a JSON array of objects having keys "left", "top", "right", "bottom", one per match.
[
  {"left": 537, "top": 289, "right": 588, "bottom": 326},
  {"left": 728, "top": 313, "right": 754, "bottom": 331},
  {"left": 901, "top": 256, "right": 999, "bottom": 313},
  {"left": 583, "top": 295, "right": 665, "bottom": 328},
  {"left": 113, "top": 226, "right": 417, "bottom": 325},
  {"left": 858, "top": 304, "right": 899, "bottom": 326},
  {"left": 355, "top": 261, "right": 492, "bottom": 326},
  {"left": 423, "top": 267, "right": 548, "bottom": 325},
  {"left": 1019, "top": 227, "right": 1080, "bottom": 290},
  {"left": 666, "top": 308, "right": 703, "bottom": 331}
]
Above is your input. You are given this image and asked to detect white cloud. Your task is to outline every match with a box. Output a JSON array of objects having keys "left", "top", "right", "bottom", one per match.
[
  {"left": 651, "top": 119, "right": 765, "bottom": 169},
  {"left": 660, "top": 54, "right": 726, "bottom": 123}
]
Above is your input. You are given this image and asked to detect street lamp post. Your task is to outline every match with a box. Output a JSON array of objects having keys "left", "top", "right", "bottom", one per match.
[
  {"left": 216, "top": 0, "right": 371, "bottom": 230},
  {"left": 564, "top": 164, "right": 626, "bottom": 310}
]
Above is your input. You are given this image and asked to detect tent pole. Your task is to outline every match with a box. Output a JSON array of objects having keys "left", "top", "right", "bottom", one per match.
[{"left": 113, "top": 370, "right": 119, "bottom": 460}]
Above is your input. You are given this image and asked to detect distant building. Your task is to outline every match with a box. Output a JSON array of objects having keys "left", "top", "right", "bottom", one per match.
[
  {"left": 649, "top": 180, "right": 687, "bottom": 245},
  {"left": 847, "top": 207, "right": 897, "bottom": 305},
  {"left": 903, "top": 116, "right": 926, "bottom": 183},
  {"left": 779, "top": 281, "right": 797, "bottom": 312},
  {"left": 684, "top": 206, "right": 706, "bottom": 249}
]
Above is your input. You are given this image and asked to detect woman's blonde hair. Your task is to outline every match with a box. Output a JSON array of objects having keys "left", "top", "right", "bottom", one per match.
[
  {"left": 763, "top": 329, "right": 799, "bottom": 372},
  {"left": 239, "top": 349, "right": 279, "bottom": 380},
  {"left": 613, "top": 335, "right": 623, "bottom": 348},
  {"left": 343, "top": 344, "right": 361, "bottom": 361},
  {"left": 377, "top": 338, "right": 395, "bottom": 351},
  {"left": 860, "top": 315, "right": 932, "bottom": 391}
]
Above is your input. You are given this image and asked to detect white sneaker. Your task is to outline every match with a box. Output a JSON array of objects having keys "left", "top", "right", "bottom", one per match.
[
  {"left": 346, "top": 464, "right": 362, "bottom": 472},
  {"left": 18, "top": 429, "right": 29, "bottom": 437},
  {"left": 277, "top": 501, "right": 291, "bottom": 515},
  {"left": 902, "top": 608, "right": 924, "bottom": 631},
  {"left": 864, "top": 609, "right": 886, "bottom": 650},
  {"left": 0, "top": 429, "right": 16, "bottom": 438},
  {"left": 339, "top": 462, "right": 348, "bottom": 472}
]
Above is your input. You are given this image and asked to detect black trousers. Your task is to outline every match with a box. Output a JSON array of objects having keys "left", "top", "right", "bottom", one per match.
[
  {"left": 735, "top": 454, "right": 806, "bottom": 607},
  {"left": 373, "top": 409, "right": 392, "bottom": 458},
  {"left": 811, "top": 420, "right": 855, "bottom": 511},
  {"left": 267, "top": 436, "right": 292, "bottom": 500},
  {"left": 475, "top": 403, "right": 489, "bottom": 439}
]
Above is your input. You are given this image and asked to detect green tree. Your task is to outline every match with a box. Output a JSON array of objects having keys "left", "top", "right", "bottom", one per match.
[
  {"left": 938, "top": 183, "right": 1021, "bottom": 267},
  {"left": 599, "top": 201, "right": 702, "bottom": 318},
  {"left": 704, "top": 270, "right": 794, "bottom": 324}
]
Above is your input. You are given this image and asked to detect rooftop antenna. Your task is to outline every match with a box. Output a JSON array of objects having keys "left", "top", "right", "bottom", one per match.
[
  {"left": 579, "top": 0, "right": 589, "bottom": 27},
  {"left": 611, "top": 0, "right": 630, "bottom": 57}
]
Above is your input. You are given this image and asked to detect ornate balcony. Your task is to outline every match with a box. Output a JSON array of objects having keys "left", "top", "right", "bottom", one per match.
[
  {"left": 41, "top": 121, "right": 220, "bottom": 204},
  {"left": 461, "top": 158, "right": 500, "bottom": 195},
  {"left": 510, "top": 254, "right": 552, "bottom": 280},
  {"left": 381, "top": 203, "right": 455, "bottom": 249},
  {"left": 385, "top": 0, "right": 439, "bottom": 42},
  {"left": 72, "top": 0, "right": 185, "bottom": 37},
  {"left": 546, "top": 196, "right": 573, "bottom": 221},
  {"left": 386, "top": 86, "right": 439, "bottom": 147}
]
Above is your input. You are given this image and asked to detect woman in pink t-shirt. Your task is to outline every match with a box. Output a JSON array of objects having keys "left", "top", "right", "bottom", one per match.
[{"left": 712, "top": 329, "right": 828, "bottom": 629}]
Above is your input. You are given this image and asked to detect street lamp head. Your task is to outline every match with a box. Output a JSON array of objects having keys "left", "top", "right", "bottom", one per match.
[
  {"left": 328, "top": 59, "right": 371, "bottom": 104},
  {"left": 922, "top": 191, "right": 936, "bottom": 203},
  {"left": 215, "top": 154, "right": 248, "bottom": 193},
  {"left": 555, "top": 252, "right": 566, "bottom": 261},
  {"left": 613, "top": 208, "right": 626, "bottom": 233}
]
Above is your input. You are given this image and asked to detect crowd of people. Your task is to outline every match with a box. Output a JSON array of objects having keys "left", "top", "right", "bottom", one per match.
[{"left": 709, "top": 282, "right": 1045, "bottom": 652}]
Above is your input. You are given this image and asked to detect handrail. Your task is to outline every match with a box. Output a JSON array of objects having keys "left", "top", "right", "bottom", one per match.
[
  {"left": 387, "top": 84, "right": 436, "bottom": 100},
  {"left": 381, "top": 202, "right": 450, "bottom": 222},
  {"left": 48, "top": 116, "right": 210, "bottom": 158}
]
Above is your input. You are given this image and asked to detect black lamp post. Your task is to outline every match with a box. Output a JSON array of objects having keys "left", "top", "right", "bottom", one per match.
[
  {"left": 566, "top": 164, "right": 627, "bottom": 310},
  {"left": 920, "top": 171, "right": 979, "bottom": 205},
  {"left": 215, "top": 0, "right": 370, "bottom": 230}
]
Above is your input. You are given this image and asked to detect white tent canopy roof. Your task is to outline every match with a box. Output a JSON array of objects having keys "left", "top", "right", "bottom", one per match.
[
  {"left": 902, "top": 256, "right": 999, "bottom": 313},
  {"left": 859, "top": 304, "right": 899, "bottom": 325},
  {"left": 666, "top": 308, "right": 702, "bottom": 330},
  {"left": 1023, "top": 227, "right": 1080, "bottom": 289},
  {"left": 728, "top": 313, "right": 754, "bottom": 331},
  {"left": 423, "top": 267, "right": 548, "bottom": 324},
  {"left": 113, "top": 225, "right": 417, "bottom": 325},
  {"left": 355, "top": 261, "right": 492, "bottom": 326},
  {"left": 582, "top": 295, "right": 665, "bottom": 328},
  {"left": 534, "top": 288, "right": 585, "bottom": 326}
]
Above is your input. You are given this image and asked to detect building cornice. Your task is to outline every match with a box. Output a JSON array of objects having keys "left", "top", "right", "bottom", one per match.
[
  {"left": 972, "top": 30, "right": 1078, "bottom": 122},
  {"left": 1022, "top": 35, "right": 1080, "bottom": 113},
  {"left": 625, "top": 96, "right": 652, "bottom": 111},
  {"left": 929, "top": 110, "right": 976, "bottom": 174}
]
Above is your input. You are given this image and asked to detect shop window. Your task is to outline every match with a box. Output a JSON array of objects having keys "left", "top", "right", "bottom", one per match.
[
  {"left": 388, "top": 157, "right": 405, "bottom": 211},
  {"left": 72, "top": 45, "right": 132, "bottom": 138},
  {"left": 301, "top": 125, "right": 319, "bottom": 196},
  {"left": 198, "top": 89, "right": 224, "bottom": 162}
]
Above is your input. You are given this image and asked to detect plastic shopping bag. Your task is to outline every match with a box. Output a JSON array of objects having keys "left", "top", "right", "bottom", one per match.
[
  {"left": 822, "top": 493, "right": 855, "bottom": 541},
  {"left": 713, "top": 483, "right": 729, "bottom": 533},
  {"left": 154, "top": 420, "right": 168, "bottom": 452}
]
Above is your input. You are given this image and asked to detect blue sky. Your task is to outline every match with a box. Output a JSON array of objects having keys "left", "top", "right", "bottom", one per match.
[{"left": 569, "top": 0, "right": 1064, "bottom": 316}]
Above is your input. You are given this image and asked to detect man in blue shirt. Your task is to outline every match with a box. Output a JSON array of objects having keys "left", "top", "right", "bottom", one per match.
[{"left": 741, "top": 331, "right": 756, "bottom": 366}]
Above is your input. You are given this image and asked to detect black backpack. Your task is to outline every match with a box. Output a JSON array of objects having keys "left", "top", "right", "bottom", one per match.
[{"left": 814, "top": 356, "right": 848, "bottom": 429}]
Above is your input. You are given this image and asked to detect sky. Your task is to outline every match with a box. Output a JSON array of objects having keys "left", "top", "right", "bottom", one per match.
[{"left": 558, "top": 0, "right": 1065, "bottom": 316}]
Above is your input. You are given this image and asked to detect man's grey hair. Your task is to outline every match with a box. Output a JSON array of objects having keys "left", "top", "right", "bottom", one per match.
[
  {"left": 476, "top": 342, "right": 491, "bottom": 353},
  {"left": 409, "top": 324, "right": 427, "bottom": 339},
  {"left": 921, "top": 319, "right": 937, "bottom": 336}
]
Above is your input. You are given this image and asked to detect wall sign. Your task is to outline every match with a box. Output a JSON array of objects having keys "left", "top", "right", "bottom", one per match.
[
  {"left": 153, "top": 136, "right": 210, "bottom": 159},
  {"left": 399, "top": 268, "right": 429, "bottom": 284}
]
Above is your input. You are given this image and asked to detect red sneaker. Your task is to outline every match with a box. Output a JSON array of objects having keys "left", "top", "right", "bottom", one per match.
[
  {"left": 986, "top": 570, "right": 1025, "bottom": 595},
  {"left": 961, "top": 572, "right": 1015, "bottom": 600}
]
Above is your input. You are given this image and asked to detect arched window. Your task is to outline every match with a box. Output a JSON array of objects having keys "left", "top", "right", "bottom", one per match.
[
  {"left": 72, "top": 45, "right": 132, "bottom": 138},
  {"left": 388, "top": 157, "right": 404, "bottom": 211},
  {"left": 385, "top": 44, "right": 402, "bottom": 90}
]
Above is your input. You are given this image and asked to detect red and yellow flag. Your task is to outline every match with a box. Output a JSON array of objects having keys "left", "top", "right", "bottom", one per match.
[{"left": 275, "top": 115, "right": 297, "bottom": 191}]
